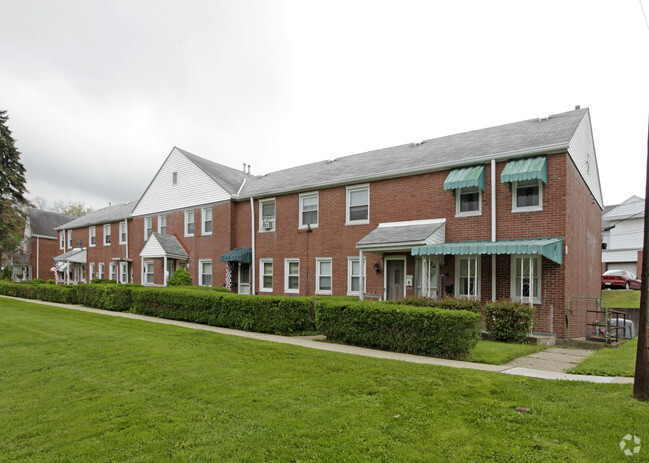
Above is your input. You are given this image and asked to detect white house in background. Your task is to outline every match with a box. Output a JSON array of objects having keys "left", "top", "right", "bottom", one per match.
[{"left": 602, "top": 195, "right": 644, "bottom": 276}]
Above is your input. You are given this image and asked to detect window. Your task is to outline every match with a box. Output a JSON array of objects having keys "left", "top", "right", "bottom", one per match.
[
  {"left": 455, "top": 255, "right": 480, "bottom": 299},
  {"left": 456, "top": 187, "right": 482, "bottom": 216},
  {"left": 347, "top": 257, "right": 366, "bottom": 296},
  {"left": 89, "top": 263, "right": 95, "bottom": 282},
  {"left": 109, "top": 262, "right": 117, "bottom": 281},
  {"left": 316, "top": 258, "right": 332, "bottom": 294},
  {"left": 119, "top": 222, "right": 127, "bottom": 244},
  {"left": 144, "top": 217, "right": 153, "bottom": 240},
  {"left": 59, "top": 231, "right": 65, "bottom": 250},
  {"left": 202, "top": 207, "right": 212, "bottom": 235},
  {"left": 513, "top": 180, "right": 542, "bottom": 212},
  {"left": 285, "top": 259, "right": 300, "bottom": 293},
  {"left": 89, "top": 226, "right": 96, "bottom": 246},
  {"left": 511, "top": 255, "right": 541, "bottom": 303},
  {"left": 104, "top": 224, "right": 111, "bottom": 245},
  {"left": 68, "top": 230, "right": 72, "bottom": 248},
  {"left": 158, "top": 214, "right": 167, "bottom": 234},
  {"left": 346, "top": 185, "right": 369, "bottom": 224},
  {"left": 185, "top": 210, "right": 195, "bottom": 236},
  {"left": 120, "top": 262, "right": 128, "bottom": 284},
  {"left": 199, "top": 260, "right": 212, "bottom": 286},
  {"left": 299, "top": 192, "right": 318, "bottom": 228},
  {"left": 260, "top": 259, "right": 273, "bottom": 291},
  {"left": 98, "top": 263, "right": 105, "bottom": 279},
  {"left": 143, "top": 261, "right": 154, "bottom": 285},
  {"left": 259, "top": 199, "right": 276, "bottom": 232},
  {"left": 172, "top": 172, "right": 178, "bottom": 185}
]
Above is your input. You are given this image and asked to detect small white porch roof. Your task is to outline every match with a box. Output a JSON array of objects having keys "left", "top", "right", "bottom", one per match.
[{"left": 356, "top": 219, "right": 446, "bottom": 254}]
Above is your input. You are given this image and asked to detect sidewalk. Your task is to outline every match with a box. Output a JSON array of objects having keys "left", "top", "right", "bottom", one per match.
[{"left": 2, "top": 296, "right": 635, "bottom": 384}]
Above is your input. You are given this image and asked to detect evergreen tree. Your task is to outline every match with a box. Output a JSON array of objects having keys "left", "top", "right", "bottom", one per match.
[{"left": 0, "top": 110, "right": 30, "bottom": 261}]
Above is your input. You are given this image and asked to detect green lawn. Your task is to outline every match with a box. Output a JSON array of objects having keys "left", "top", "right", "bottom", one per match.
[
  {"left": 469, "top": 341, "right": 547, "bottom": 365},
  {"left": 568, "top": 339, "right": 638, "bottom": 377},
  {"left": 601, "top": 289, "right": 640, "bottom": 308},
  {"left": 1, "top": 298, "right": 648, "bottom": 462}
]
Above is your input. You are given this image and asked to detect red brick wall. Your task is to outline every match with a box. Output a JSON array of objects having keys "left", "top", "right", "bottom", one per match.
[{"left": 26, "top": 236, "right": 60, "bottom": 280}]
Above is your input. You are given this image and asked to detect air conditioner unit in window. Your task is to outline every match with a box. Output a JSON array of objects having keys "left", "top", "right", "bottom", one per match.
[{"left": 262, "top": 218, "right": 275, "bottom": 230}]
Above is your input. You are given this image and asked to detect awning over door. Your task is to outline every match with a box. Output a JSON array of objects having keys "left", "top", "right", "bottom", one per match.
[
  {"left": 443, "top": 165, "right": 485, "bottom": 190},
  {"left": 140, "top": 233, "right": 188, "bottom": 260},
  {"left": 500, "top": 156, "right": 547, "bottom": 184},
  {"left": 411, "top": 237, "right": 563, "bottom": 265},
  {"left": 220, "top": 248, "right": 252, "bottom": 263},
  {"left": 54, "top": 248, "right": 87, "bottom": 264}
]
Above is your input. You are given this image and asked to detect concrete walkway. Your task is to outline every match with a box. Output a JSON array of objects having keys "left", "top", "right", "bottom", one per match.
[{"left": 2, "top": 296, "right": 634, "bottom": 384}]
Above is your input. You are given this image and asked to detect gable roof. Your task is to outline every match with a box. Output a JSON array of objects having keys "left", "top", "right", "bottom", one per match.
[
  {"left": 603, "top": 196, "right": 644, "bottom": 221},
  {"left": 26, "top": 208, "right": 76, "bottom": 238},
  {"left": 55, "top": 202, "right": 135, "bottom": 230},
  {"left": 139, "top": 233, "right": 189, "bottom": 259},
  {"left": 176, "top": 147, "right": 248, "bottom": 195}
]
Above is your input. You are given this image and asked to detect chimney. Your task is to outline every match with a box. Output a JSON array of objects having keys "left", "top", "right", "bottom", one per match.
[
  {"left": 242, "top": 163, "right": 247, "bottom": 173},
  {"left": 575, "top": 105, "right": 581, "bottom": 110},
  {"left": 247, "top": 165, "right": 251, "bottom": 175}
]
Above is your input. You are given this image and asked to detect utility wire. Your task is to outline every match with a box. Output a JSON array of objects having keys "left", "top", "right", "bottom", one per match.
[{"left": 640, "top": 0, "right": 649, "bottom": 32}]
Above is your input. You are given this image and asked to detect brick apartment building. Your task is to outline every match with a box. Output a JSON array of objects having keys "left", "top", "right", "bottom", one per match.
[{"left": 51, "top": 107, "right": 603, "bottom": 338}]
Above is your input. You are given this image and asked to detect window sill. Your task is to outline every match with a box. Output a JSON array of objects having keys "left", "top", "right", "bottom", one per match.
[
  {"left": 512, "top": 298, "right": 541, "bottom": 305},
  {"left": 315, "top": 290, "right": 332, "bottom": 296},
  {"left": 89, "top": 244, "right": 96, "bottom": 247},
  {"left": 512, "top": 206, "right": 543, "bottom": 213},
  {"left": 258, "top": 229, "right": 276, "bottom": 233},
  {"left": 455, "top": 211, "right": 482, "bottom": 218},
  {"left": 185, "top": 234, "right": 195, "bottom": 238},
  {"left": 345, "top": 220, "right": 369, "bottom": 226},
  {"left": 284, "top": 289, "right": 299, "bottom": 294},
  {"left": 298, "top": 225, "right": 318, "bottom": 230}
]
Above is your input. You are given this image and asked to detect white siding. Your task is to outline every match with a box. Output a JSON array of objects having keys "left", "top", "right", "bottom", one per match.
[
  {"left": 568, "top": 112, "right": 603, "bottom": 207},
  {"left": 140, "top": 236, "right": 165, "bottom": 258},
  {"left": 609, "top": 218, "right": 644, "bottom": 250},
  {"left": 132, "top": 147, "right": 231, "bottom": 216},
  {"left": 606, "top": 262, "right": 638, "bottom": 274},
  {"left": 602, "top": 249, "right": 639, "bottom": 263}
]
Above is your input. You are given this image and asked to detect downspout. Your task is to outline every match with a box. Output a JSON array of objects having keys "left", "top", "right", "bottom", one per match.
[
  {"left": 491, "top": 159, "right": 497, "bottom": 301},
  {"left": 250, "top": 197, "right": 256, "bottom": 295},
  {"left": 36, "top": 237, "right": 40, "bottom": 279},
  {"left": 124, "top": 218, "right": 129, "bottom": 283}
]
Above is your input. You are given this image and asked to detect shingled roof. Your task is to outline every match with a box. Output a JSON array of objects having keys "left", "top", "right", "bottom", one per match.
[
  {"left": 26, "top": 208, "right": 76, "bottom": 238},
  {"left": 55, "top": 202, "right": 136, "bottom": 230},
  {"left": 177, "top": 147, "right": 248, "bottom": 195}
]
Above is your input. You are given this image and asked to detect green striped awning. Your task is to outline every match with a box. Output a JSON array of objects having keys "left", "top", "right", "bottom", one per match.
[
  {"left": 411, "top": 238, "right": 563, "bottom": 265},
  {"left": 500, "top": 156, "right": 547, "bottom": 184},
  {"left": 220, "top": 248, "right": 252, "bottom": 263},
  {"left": 443, "top": 165, "right": 485, "bottom": 191}
]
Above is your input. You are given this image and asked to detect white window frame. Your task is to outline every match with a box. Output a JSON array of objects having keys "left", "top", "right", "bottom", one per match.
[
  {"left": 299, "top": 192, "right": 319, "bottom": 229},
  {"left": 109, "top": 262, "right": 117, "bottom": 281},
  {"left": 202, "top": 207, "right": 213, "bottom": 235},
  {"left": 510, "top": 255, "right": 541, "bottom": 304},
  {"left": 259, "top": 258, "right": 273, "bottom": 292},
  {"left": 512, "top": 179, "right": 543, "bottom": 212},
  {"left": 158, "top": 214, "right": 166, "bottom": 234},
  {"left": 315, "top": 258, "right": 333, "bottom": 295},
  {"left": 89, "top": 263, "right": 95, "bottom": 282},
  {"left": 143, "top": 260, "right": 154, "bottom": 285},
  {"left": 120, "top": 262, "right": 128, "bottom": 284},
  {"left": 103, "top": 224, "right": 111, "bottom": 245},
  {"left": 199, "top": 259, "right": 212, "bottom": 287},
  {"left": 98, "top": 262, "right": 105, "bottom": 279},
  {"left": 455, "top": 255, "right": 480, "bottom": 300},
  {"left": 89, "top": 226, "right": 96, "bottom": 247},
  {"left": 144, "top": 216, "right": 153, "bottom": 240},
  {"left": 68, "top": 230, "right": 72, "bottom": 248},
  {"left": 347, "top": 257, "right": 367, "bottom": 296},
  {"left": 455, "top": 187, "right": 482, "bottom": 217},
  {"left": 119, "top": 222, "right": 127, "bottom": 244},
  {"left": 185, "top": 210, "right": 195, "bottom": 237},
  {"left": 172, "top": 172, "right": 178, "bottom": 185},
  {"left": 59, "top": 231, "right": 65, "bottom": 250},
  {"left": 346, "top": 184, "right": 370, "bottom": 225},
  {"left": 284, "top": 258, "right": 300, "bottom": 294},
  {"left": 259, "top": 198, "right": 276, "bottom": 232}
]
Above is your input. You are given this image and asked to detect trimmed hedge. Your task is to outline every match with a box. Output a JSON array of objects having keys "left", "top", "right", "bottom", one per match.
[
  {"left": 394, "top": 296, "right": 481, "bottom": 313},
  {"left": 76, "top": 283, "right": 142, "bottom": 312},
  {"left": 484, "top": 300, "right": 535, "bottom": 343},
  {"left": 132, "top": 288, "right": 315, "bottom": 335},
  {"left": 315, "top": 301, "right": 481, "bottom": 359},
  {"left": 0, "top": 281, "right": 79, "bottom": 304}
]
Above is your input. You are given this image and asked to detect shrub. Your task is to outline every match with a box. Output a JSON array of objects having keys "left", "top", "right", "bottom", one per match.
[
  {"left": 315, "top": 301, "right": 481, "bottom": 359},
  {"left": 76, "top": 283, "right": 141, "bottom": 312},
  {"left": 167, "top": 268, "right": 192, "bottom": 286},
  {"left": 90, "top": 278, "right": 117, "bottom": 284},
  {"left": 1, "top": 266, "right": 10, "bottom": 281},
  {"left": 47, "top": 279, "right": 56, "bottom": 285},
  {"left": 26, "top": 278, "right": 45, "bottom": 285},
  {"left": 484, "top": 300, "right": 535, "bottom": 343},
  {"left": 394, "top": 296, "right": 481, "bottom": 313}
]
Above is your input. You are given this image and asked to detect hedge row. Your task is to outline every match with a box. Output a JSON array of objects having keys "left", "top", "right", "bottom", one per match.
[
  {"left": 315, "top": 300, "right": 481, "bottom": 359},
  {"left": 394, "top": 296, "right": 481, "bottom": 313}
]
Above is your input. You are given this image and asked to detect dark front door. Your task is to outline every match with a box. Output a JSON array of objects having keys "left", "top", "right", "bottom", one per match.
[{"left": 386, "top": 260, "right": 404, "bottom": 300}]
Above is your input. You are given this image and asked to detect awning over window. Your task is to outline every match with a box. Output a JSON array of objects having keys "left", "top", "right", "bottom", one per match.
[
  {"left": 500, "top": 156, "right": 547, "bottom": 184},
  {"left": 443, "top": 165, "right": 485, "bottom": 191},
  {"left": 220, "top": 248, "right": 252, "bottom": 263},
  {"left": 411, "top": 237, "right": 563, "bottom": 265}
]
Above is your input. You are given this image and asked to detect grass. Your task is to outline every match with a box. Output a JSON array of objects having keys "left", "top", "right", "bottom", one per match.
[
  {"left": 601, "top": 289, "right": 640, "bottom": 308},
  {"left": 469, "top": 341, "right": 548, "bottom": 365},
  {"left": 568, "top": 338, "right": 638, "bottom": 377},
  {"left": 2, "top": 298, "right": 649, "bottom": 462}
]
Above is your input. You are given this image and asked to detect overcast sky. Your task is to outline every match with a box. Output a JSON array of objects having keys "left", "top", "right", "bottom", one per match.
[{"left": 2, "top": 0, "right": 648, "bottom": 210}]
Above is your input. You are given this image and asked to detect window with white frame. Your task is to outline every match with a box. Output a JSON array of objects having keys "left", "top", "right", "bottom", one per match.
[
  {"left": 98, "top": 262, "right": 105, "bottom": 279},
  {"left": 119, "top": 222, "right": 127, "bottom": 244},
  {"left": 68, "top": 230, "right": 72, "bottom": 248},
  {"left": 202, "top": 207, "right": 212, "bottom": 235},
  {"left": 143, "top": 261, "right": 154, "bottom": 285},
  {"left": 511, "top": 255, "right": 541, "bottom": 303},
  {"left": 158, "top": 214, "right": 167, "bottom": 234},
  {"left": 89, "top": 226, "right": 96, "bottom": 246},
  {"left": 347, "top": 257, "right": 366, "bottom": 296},
  {"left": 59, "top": 231, "right": 65, "bottom": 249},
  {"left": 260, "top": 259, "right": 273, "bottom": 291},
  {"left": 346, "top": 185, "right": 369, "bottom": 224},
  {"left": 172, "top": 172, "right": 178, "bottom": 185},
  {"left": 199, "top": 259, "right": 212, "bottom": 286},
  {"left": 513, "top": 180, "right": 543, "bottom": 212},
  {"left": 144, "top": 217, "right": 153, "bottom": 240},
  {"left": 299, "top": 192, "right": 318, "bottom": 228},
  {"left": 104, "top": 224, "right": 111, "bottom": 245},
  {"left": 285, "top": 259, "right": 300, "bottom": 293},
  {"left": 89, "top": 263, "right": 95, "bottom": 281},
  {"left": 455, "top": 255, "right": 480, "bottom": 299},
  {"left": 109, "top": 262, "right": 117, "bottom": 280},
  {"left": 456, "top": 187, "right": 482, "bottom": 216},
  {"left": 316, "top": 258, "right": 332, "bottom": 295},
  {"left": 120, "top": 262, "right": 128, "bottom": 284},
  {"left": 185, "top": 210, "right": 195, "bottom": 236},
  {"left": 259, "top": 199, "right": 276, "bottom": 232}
]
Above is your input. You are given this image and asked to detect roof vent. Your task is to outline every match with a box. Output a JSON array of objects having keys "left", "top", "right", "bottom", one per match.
[
  {"left": 326, "top": 159, "right": 336, "bottom": 164},
  {"left": 538, "top": 115, "right": 549, "bottom": 122},
  {"left": 575, "top": 105, "right": 581, "bottom": 110},
  {"left": 412, "top": 141, "right": 424, "bottom": 147},
  {"left": 242, "top": 163, "right": 247, "bottom": 173}
]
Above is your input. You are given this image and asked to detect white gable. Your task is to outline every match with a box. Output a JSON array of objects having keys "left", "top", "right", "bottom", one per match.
[
  {"left": 568, "top": 112, "right": 604, "bottom": 208},
  {"left": 132, "top": 147, "right": 231, "bottom": 216},
  {"left": 140, "top": 235, "right": 164, "bottom": 258}
]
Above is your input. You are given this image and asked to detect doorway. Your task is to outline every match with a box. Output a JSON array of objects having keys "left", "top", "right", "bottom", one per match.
[
  {"left": 239, "top": 262, "right": 251, "bottom": 295},
  {"left": 385, "top": 258, "right": 405, "bottom": 300}
]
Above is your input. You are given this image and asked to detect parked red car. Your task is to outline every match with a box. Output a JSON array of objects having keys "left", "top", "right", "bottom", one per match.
[{"left": 601, "top": 270, "right": 642, "bottom": 290}]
